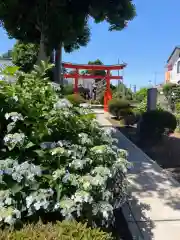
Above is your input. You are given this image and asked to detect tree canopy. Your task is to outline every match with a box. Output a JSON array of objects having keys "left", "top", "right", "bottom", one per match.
[
  {"left": 0, "top": 0, "right": 136, "bottom": 53},
  {"left": 0, "top": 0, "right": 136, "bottom": 84},
  {"left": 84, "top": 59, "right": 106, "bottom": 77},
  {"left": 12, "top": 41, "right": 39, "bottom": 73}
]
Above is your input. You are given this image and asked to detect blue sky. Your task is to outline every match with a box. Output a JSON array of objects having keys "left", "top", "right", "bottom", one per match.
[{"left": 0, "top": 0, "right": 180, "bottom": 89}]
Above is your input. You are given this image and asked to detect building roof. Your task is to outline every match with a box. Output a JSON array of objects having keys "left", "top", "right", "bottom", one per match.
[{"left": 167, "top": 46, "right": 180, "bottom": 63}]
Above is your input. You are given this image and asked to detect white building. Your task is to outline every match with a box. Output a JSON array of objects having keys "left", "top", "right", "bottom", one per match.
[{"left": 165, "top": 46, "right": 180, "bottom": 84}]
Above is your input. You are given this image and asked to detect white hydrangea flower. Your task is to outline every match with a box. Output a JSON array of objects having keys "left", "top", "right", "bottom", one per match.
[
  {"left": 78, "top": 133, "right": 92, "bottom": 145},
  {"left": 92, "top": 202, "right": 114, "bottom": 221},
  {"left": 4, "top": 215, "right": 15, "bottom": 225},
  {"left": 69, "top": 159, "right": 87, "bottom": 170},
  {"left": 118, "top": 149, "right": 128, "bottom": 158},
  {"left": 40, "top": 142, "right": 56, "bottom": 149},
  {"left": 4, "top": 133, "right": 26, "bottom": 150},
  {"left": 11, "top": 161, "right": 41, "bottom": 183},
  {"left": 26, "top": 195, "right": 34, "bottom": 209},
  {"left": 91, "top": 166, "right": 111, "bottom": 178},
  {"left": 5, "top": 112, "right": 23, "bottom": 122},
  {"left": 52, "top": 168, "right": 66, "bottom": 180},
  {"left": 102, "top": 191, "right": 112, "bottom": 201},
  {"left": 5, "top": 197, "right": 13, "bottom": 205},
  {"left": 78, "top": 175, "right": 93, "bottom": 191},
  {"left": 91, "top": 175, "right": 106, "bottom": 187},
  {"left": 72, "top": 190, "right": 93, "bottom": 204},
  {"left": 13, "top": 209, "right": 21, "bottom": 219},
  {"left": 0, "top": 206, "right": 16, "bottom": 225},
  {"left": 26, "top": 188, "right": 54, "bottom": 214},
  {"left": 54, "top": 98, "right": 72, "bottom": 109},
  {"left": 91, "top": 145, "right": 106, "bottom": 154},
  {"left": 57, "top": 140, "right": 71, "bottom": 147},
  {"left": 12, "top": 96, "right": 18, "bottom": 102},
  {"left": 103, "top": 127, "right": 116, "bottom": 135},
  {"left": 59, "top": 198, "right": 77, "bottom": 219}
]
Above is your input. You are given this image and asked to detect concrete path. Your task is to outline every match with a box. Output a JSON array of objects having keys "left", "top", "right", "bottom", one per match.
[{"left": 96, "top": 112, "right": 180, "bottom": 240}]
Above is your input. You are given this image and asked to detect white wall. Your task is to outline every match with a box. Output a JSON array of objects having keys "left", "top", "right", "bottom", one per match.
[{"left": 169, "top": 57, "right": 180, "bottom": 84}]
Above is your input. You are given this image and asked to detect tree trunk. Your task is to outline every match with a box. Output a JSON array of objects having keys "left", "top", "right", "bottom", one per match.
[
  {"left": 37, "top": 32, "right": 48, "bottom": 64},
  {"left": 54, "top": 43, "right": 63, "bottom": 86}
]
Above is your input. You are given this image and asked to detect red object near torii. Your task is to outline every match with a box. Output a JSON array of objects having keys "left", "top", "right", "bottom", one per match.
[{"left": 62, "top": 62, "right": 127, "bottom": 112}]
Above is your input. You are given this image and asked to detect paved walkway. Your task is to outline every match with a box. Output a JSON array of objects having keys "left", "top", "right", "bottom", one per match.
[{"left": 96, "top": 112, "right": 180, "bottom": 240}]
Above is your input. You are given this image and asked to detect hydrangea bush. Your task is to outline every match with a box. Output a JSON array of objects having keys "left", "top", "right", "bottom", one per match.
[{"left": 0, "top": 62, "right": 129, "bottom": 227}]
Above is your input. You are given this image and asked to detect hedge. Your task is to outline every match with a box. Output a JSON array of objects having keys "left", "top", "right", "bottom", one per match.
[
  {"left": 139, "top": 110, "right": 177, "bottom": 142},
  {"left": 108, "top": 99, "right": 131, "bottom": 119},
  {"left": 0, "top": 221, "right": 112, "bottom": 240}
]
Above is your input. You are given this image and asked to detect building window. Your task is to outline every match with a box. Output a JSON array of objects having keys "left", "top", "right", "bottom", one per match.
[{"left": 177, "top": 61, "right": 180, "bottom": 73}]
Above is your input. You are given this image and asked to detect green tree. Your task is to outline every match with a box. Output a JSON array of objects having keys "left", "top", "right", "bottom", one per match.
[
  {"left": 12, "top": 41, "right": 39, "bottom": 73},
  {"left": 114, "top": 82, "right": 133, "bottom": 100},
  {"left": 0, "top": 0, "right": 136, "bottom": 84},
  {"left": 134, "top": 87, "right": 148, "bottom": 102},
  {"left": 84, "top": 59, "right": 106, "bottom": 79}
]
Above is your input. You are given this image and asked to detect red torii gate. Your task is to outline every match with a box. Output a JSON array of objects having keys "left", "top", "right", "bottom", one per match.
[{"left": 62, "top": 62, "right": 127, "bottom": 112}]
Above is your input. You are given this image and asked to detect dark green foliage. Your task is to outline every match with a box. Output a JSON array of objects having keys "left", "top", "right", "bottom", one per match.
[
  {"left": 66, "top": 94, "right": 85, "bottom": 106},
  {"left": 139, "top": 110, "right": 177, "bottom": 142},
  {"left": 0, "top": 0, "right": 136, "bottom": 59},
  {"left": 163, "top": 83, "right": 180, "bottom": 111},
  {"left": 84, "top": 59, "right": 106, "bottom": 81},
  {"left": 163, "top": 83, "right": 176, "bottom": 97},
  {"left": 62, "top": 84, "right": 74, "bottom": 95},
  {"left": 108, "top": 99, "right": 131, "bottom": 119},
  {"left": 0, "top": 221, "right": 112, "bottom": 240},
  {"left": 12, "top": 42, "right": 39, "bottom": 73}
]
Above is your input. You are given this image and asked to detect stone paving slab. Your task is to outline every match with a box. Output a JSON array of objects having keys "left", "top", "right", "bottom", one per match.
[{"left": 96, "top": 113, "right": 180, "bottom": 239}]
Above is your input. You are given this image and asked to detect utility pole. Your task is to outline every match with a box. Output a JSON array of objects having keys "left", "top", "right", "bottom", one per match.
[{"left": 154, "top": 71, "right": 157, "bottom": 87}]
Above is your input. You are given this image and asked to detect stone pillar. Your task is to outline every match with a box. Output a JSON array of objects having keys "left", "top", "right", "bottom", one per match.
[{"left": 147, "top": 88, "right": 158, "bottom": 111}]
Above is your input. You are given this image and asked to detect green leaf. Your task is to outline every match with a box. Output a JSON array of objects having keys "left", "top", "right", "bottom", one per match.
[
  {"left": 11, "top": 184, "right": 23, "bottom": 194},
  {"left": 34, "top": 149, "right": 45, "bottom": 157},
  {"left": 25, "top": 141, "right": 35, "bottom": 149}
]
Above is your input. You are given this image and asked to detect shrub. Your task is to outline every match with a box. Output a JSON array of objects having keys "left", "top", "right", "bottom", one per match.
[
  {"left": 139, "top": 110, "right": 177, "bottom": 141},
  {"left": 175, "top": 113, "right": 180, "bottom": 132},
  {"left": 134, "top": 88, "right": 147, "bottom": 102},
  {"left": 12, "top": 41, "right": 39, "bottom": 73},
  {"left": 108, "top": 99, "right": 131, "bottom": 119},
  {"left": 66, "top": 94, "right": 85, "bottom": 106},
  {"left": 90, "top": 99, "right": 101, "bottom": 105},
  {"left": 0, "top": 221, "right": 112, "bottom": 240},
  {"left": 133, "top": 99, "right": 164, "bottom": 115},
  {"left": 0, "top": 62, "right": 129, "bottom": 228},
  {"left": 99, "top": 92, "right": 105, "bottom": 105},
  {"left": 175, "top": 102, "right": 180, "bottom": 113},
  {"left": 62, "top": 84, "right": 74, "bottom": 95}
]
